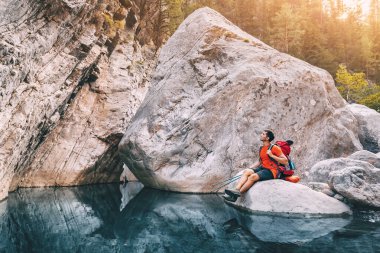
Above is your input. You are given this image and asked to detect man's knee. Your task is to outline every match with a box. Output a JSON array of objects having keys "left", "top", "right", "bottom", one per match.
[
  {"left": 243, "top": 169, "right": 253, "bottom": 176},
  {"left": 247, "top": 173, "right": 259, "bottom": 182}
]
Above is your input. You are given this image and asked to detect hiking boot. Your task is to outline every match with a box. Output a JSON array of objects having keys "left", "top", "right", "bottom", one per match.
[
  {"left": 222, "top": 194, "right": 238, "bottom": 202},
  {"left": 225, "top": 189, "right": 241, "bottom": 197}
]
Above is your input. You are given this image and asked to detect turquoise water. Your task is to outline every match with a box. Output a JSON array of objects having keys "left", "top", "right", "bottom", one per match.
[{"left": 0, "top": 183, "right": 379, "bottom": 253}]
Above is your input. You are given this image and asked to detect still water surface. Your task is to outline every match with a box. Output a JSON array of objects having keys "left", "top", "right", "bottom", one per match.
[{"left": 0, "top": 183, "right": 379, "bottom": 253}]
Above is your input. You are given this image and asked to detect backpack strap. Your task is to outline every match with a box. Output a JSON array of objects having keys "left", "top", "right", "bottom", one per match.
[
  {"left": 259, "top": 146, "right": 263, "bottom": 163},
  {"left": 268, "top": 144, "right": 282, "bottom": 179},
  {"left": 268, "top": 144, "right": 278, "bottom": 164}
]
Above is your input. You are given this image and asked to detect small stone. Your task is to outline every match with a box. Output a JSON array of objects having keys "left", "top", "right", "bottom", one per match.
[
  {"left": 334, "top": 194, "right": 345, "bottom": 201},
  {"left": 321, "top": 188, "right": 335, "bottom": 197}
]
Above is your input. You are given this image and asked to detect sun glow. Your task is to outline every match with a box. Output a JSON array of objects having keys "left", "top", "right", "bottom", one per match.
[{"left": 342, "top": 0, "right": 371, "bottom": 16}]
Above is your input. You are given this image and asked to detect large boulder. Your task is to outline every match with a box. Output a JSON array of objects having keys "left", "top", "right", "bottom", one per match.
[
  {"left": 347, "top": 104, "right": 380, "bottom": 153},
  {"left": 226, "top": 180, "right": 351, "bottom": 217},
  {"left": 348, "top": 150, "right": 380, "bottom": 168},
  {"left": 306, "top": 158, "right": 374, "bottom": 183},
  {"left": 118, "top": 7, "right": 362, "bottom": 192},
  {"left": 306, "top": 157, "right": 380, "bottom": 208},
  {"left": 329, "top": 166, "right": 380, "bottom": 208}
]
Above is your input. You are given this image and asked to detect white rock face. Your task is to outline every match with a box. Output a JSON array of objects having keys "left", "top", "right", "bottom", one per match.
[
  {"left": 119, "top": 7, "right": 362, "bottom": 192},
  {"left": 347, "top": 104, "right": 380, "bottom": 153},
  {"left": 0, "top": 0, "right": 163, "bottom": 200},
  {"left": 0, "top": 0, "right": 99, "bottom": 200},
  {"left": 10, "top": 41, "right": 154, "bottom": 189},
  {"left": 227, "top": 180, "right": 352, "bottom": 217}
]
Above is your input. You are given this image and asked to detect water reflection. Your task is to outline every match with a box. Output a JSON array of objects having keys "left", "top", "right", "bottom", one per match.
[
  {"left": 236, "top": 214, "right": 351, "bottom": 244},
  {"left": 0, "top": 184, "right": 378, "bottom": 253},
  {"left": 3, "top": 184, "right": 123, "bottom": 253},
  {"left": 119, "top": 182, "right": 144, "bottom": 211},
  {"left": 114, "top": 188, "right": 353, "bottom": 252},
  {"left": 0, "top": 200, "right": 13, "bottom": 253}
]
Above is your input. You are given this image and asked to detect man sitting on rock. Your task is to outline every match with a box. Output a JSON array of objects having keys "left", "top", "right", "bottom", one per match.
[{"left": 223, "top": 130, "right": 288, "bottom": 202}]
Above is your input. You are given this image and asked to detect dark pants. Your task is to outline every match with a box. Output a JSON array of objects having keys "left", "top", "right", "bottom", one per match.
[{"left": 253, "top": 166, "right": 274, "bottom": 181}]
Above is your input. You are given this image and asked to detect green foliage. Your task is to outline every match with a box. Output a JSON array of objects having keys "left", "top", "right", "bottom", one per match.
[
  {"left": 359, "top": 92, "right": 380, "bottom": 112},
  {"left": 335, "top": 64, "right": 368, "bottom": 102},
  {"left": 102, "top": 12, "right": 125, "bottom": 38}
]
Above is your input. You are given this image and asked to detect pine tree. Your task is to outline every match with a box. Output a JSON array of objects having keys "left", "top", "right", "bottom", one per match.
[
  {"left": 166, "top": 0, "right": 185, "bottom": 34},
  {"left": 270, "top": 3, "right": 304, "bottom": 56}
]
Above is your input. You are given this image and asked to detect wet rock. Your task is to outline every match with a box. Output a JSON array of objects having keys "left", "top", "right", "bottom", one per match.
[
  {"left": 227, "top": 180, "right": 351, "bottom": 217},
  {"left": 119, "top": 7, "right": 362, "bottom": 193}
]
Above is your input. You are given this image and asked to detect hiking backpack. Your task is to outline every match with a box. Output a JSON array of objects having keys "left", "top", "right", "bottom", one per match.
[
  {"left": 263, "top": 140, "right": 296, "bottom": 178},
  {"left": 273, "top": 140, "right": 296, "bottom": 177}
]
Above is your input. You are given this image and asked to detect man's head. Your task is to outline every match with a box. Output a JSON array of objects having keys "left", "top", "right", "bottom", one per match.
[{"left": 260, "top": 130, "right": 275, "bottom": 142}]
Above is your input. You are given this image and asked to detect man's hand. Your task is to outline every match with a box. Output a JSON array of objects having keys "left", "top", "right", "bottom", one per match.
[
  {"left": 267, "top": 150, "right": 288, "bottom": 165},
  {"left": 249, "top": 160, "right": 260, "bottom": 170}
]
